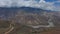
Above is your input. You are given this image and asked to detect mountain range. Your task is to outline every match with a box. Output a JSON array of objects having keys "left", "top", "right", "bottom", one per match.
[
  {"left": 0, "top": 7, "right": 51, "bottom": 19},
  {"left": 0, "top": 7, "right": 60, "bottom": 26}
]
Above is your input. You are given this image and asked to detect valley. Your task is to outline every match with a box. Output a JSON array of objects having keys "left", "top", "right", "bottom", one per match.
[{"left": 0, "top": 7, "right": 60, "bottom": 34}]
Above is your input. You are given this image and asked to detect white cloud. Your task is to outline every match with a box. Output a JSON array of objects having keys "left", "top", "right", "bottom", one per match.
[{"left": 0, "top": 0, "right": 60, "bottom": 11}]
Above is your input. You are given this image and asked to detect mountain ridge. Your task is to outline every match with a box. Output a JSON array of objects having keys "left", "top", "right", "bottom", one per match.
[{"left": 0, "top": 7, "right": 59, "bottom": 20}]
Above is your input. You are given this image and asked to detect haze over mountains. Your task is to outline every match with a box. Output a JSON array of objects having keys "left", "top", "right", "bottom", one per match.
[
  {"left": 0, "top": 7, "right": 59, "bottom": 19},
  {"left": 0, "top": 0, "right": 60, "bottom": 11}
]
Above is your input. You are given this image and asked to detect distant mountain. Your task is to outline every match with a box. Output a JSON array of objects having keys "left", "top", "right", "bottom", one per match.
[{"left": 0, "top": 7, "right": 49, "bottom": 19}]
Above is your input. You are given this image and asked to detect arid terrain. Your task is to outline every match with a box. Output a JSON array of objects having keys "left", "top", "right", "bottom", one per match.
[{"left": 0, "top": 7, "right": 60, "bottom": 34}]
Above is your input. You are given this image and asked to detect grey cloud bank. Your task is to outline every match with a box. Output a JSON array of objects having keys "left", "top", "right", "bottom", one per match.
[{"left": 0, "top": 0, "right": 60, "bottom": 11}]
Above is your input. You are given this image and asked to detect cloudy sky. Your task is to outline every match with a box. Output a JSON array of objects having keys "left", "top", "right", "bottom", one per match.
[{"left": 0, "top": 0, "right": 60, "bottom": 11}]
